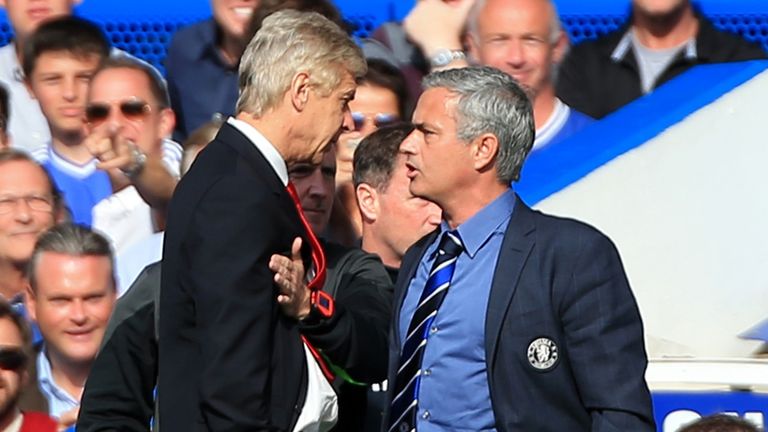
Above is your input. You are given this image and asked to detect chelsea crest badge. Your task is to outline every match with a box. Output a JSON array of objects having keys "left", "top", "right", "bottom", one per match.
[{"left": 527, "top": 337, "right": 559, "bottom": 371}]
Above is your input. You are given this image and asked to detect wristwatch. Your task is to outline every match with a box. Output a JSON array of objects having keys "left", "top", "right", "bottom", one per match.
[
  {"left": 303, "top": 290, "right": 335, "bottom": 322},
  {"left": 120, "top": 145, "right": 147, "bottom": 179},
  {"left": 429, "top": 48, "right": 466, "bottom": 68}
]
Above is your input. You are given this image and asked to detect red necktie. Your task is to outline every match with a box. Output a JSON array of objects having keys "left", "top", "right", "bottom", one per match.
[{"left": 286, "top": 182, "right": 327, "bottom": 292}]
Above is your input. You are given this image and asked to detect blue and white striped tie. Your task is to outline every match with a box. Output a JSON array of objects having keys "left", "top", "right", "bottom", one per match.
[{"left": 389, "top": 230, "right": 464, "bottom": 432}]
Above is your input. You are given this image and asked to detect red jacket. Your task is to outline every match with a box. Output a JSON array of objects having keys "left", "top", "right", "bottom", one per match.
[{"left": 20, "top": 411, "right": 57, "bottom": 432}]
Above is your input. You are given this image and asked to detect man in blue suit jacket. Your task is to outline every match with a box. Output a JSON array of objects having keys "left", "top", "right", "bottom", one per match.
[{"left": 386, "top": 66, "right": 655, "bottom": 431}]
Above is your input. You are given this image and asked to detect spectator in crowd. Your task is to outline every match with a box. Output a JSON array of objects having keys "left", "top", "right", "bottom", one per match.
[
  {"left": 246, "top": 0, "right": 349, "bottom": 40},
  {"left": 353, "top": 123, "right": 441, "bottom": 282},
  {"left": 270, "top": 146, "right": 392, "bottom": 432},
  {"left": 0, "top": 0, "right": 163, "bottom": 152},
  {"left": 24, "top": 223, "right": 117, "bottom": 429},
  {"left": 336, "top": 60, "right": 408, "bottom": 189},
  {"left": 350, "top": 123, "right": 442, "bottom": 431},
  {"left": 159, "top": 10, "right": 365, "bottom": 431},
  {"left": 556, "top": 0, "right": 768, "bottom": 119},
  {"left": 0, "top": 84, "right": 10, "bottom": 149},
  {"left": 679, "top": 414, "right": 761, "bottom": 432},
  {"left": 386, "top": 66, "right": 654, "bottom": 431},
  {"left": 362, "top": 0, "right": 475, "bottom": 103},
  {"left": 0, "top": 0, "right": 78, "bottom": 151},
  {"left": 466, "top": 0, "right": 593, "bottom": 149},
  {"left": 0, "top": 150, "right": 63, "bottom": 303},
  {"left": 24, "top": 17, "right": 111, "bottom": 227},
  {"left": 364, "top": 0, "right": 592, "bottom": 152},
  {"left": 0, "top": 299, "right": 58, "bottom": 432},
  {"left": 165, "top": 0, "right": 257, "bottom": 141},
  {"left": 331, "top": 60, "right": 409, "bottom": 245},
  {"left": 84, "top": 57, "right": 182, "bottom": 254}
]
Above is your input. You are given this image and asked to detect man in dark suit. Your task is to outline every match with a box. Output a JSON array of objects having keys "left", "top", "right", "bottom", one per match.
[
  {"left": 386, "top": 66, "right": 655, "bottom": 431},
  {"left": 158, "top": 10, "right": 366, "bottom": 431}
]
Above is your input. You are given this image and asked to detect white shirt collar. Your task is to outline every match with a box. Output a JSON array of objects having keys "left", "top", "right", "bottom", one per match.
[
  {"left": 226, "top": 117, "right": 288, "bottom": 186},
  {"left": 534, "top": 98, "right": 570, "bottom": 150}
]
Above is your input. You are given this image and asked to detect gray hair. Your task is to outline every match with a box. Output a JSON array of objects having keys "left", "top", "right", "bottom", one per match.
[
  {"left": 236, "top": 10, "right": 367, "bottom": 116},
  {"left": 423, "top": 66, "right": 534, "bottom": 183},
  {"left": 28, "top": 223, "right": 115, "bottom": 291},
  {"left": 467, "top": 0, "right": 564, "bottom": 44}
]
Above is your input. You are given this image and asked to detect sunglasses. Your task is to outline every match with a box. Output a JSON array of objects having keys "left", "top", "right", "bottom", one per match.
[
  {"left": 0, "top": 347, "right": 27, "bottom": 370},
  {"left": 351, "top": 112, "right": 398, "bottom": 132},
  {"left": 85, "top": 99, "right": 152, "bottom": 125}
]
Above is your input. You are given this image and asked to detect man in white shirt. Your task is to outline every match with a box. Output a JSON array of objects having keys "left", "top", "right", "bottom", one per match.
[{"left": 83, "top": 57, "right": 181, "bottom": 254}]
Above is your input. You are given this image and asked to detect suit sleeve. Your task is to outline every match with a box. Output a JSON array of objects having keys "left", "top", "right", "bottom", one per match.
[
  {"left": 557, "top": 231, "right": 655, "bottom": 432},
  {"left": 299, "top": 250, "right": 393, "bottom": 384},
  {"left": 186, "top": 177, "right": 283, "bottom": 431},
  {"left": 76, "top": 264, "right": 160, "bottom": 432}
]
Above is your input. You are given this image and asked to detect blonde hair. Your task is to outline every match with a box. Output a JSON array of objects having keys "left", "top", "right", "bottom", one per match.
[{"left": 236, "top": 10, "right": 366, "bottom": 117}]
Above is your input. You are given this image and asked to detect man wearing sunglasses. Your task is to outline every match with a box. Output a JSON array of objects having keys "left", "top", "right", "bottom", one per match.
[
  {"left": 0, "top": 299, "right": 57, "bottom": 432},
  {"left": 84, "top": 56, "right": 181, "bottom": 257},
  {"left": 331, "top": 60, "right": 408, "bottom": 245}
]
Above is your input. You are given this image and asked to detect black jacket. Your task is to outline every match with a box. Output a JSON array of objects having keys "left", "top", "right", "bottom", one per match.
[
  {"left": 76, "top": 244, "right": 392, "bottom": 432},
  {"left": 556, "top": 12, "right": 767, "bottom": 119}
]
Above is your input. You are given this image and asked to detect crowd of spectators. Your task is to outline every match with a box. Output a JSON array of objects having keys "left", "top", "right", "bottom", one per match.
[{"left": 0, "top": 0, "right": 765, "bottom": 431}]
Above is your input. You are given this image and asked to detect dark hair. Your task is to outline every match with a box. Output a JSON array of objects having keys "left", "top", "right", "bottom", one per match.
[
  {"left": 28, "top": 223, "right": 115, "bottom": 291},
  {"left": 22, "top": 16, "right": 109, "bottom": 79},
  {"left": 353, "top": 122, "right": 414, "bottom": 191},
  {"left": 0, "top": 83, "right": 8, "bottom": 133},
  {"left": 360, "top": 59, "right": 410, "bottom": 119},
  {"left": 0, "top": 298, "right": 33, "bottom": 362},
  {"left": 93, "top": 56, "right": 170, "bottom": 108},
  {"left": 679, "top": 414, "right": 762, "bottom": 432},
  {"left": 0, "top": 149, "right": 62, "bottom": 210},
  {"left": 246, "top": 0, "right": 350, "bottom": 42}
]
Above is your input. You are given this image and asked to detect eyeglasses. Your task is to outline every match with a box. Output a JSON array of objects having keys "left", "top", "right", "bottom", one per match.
[
  {"left": 351, "top": 112, "right": 399, "bottom": 132},
  {"left": 85, "top": 99, "right": 152, "bottom": 125},
  {"left": 0, "top": 347, "right": 27, "bottom": 370},
  {"left": 0, "top": 195, "right": 54, "bottom": 214}
]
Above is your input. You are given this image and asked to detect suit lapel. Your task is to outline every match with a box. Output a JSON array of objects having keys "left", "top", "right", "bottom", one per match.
[{"left": 485, "top": 198, "right": 536, "bottom": 368}]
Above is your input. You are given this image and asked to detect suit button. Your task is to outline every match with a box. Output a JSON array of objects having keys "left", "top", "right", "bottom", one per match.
[
  {"left": 423, "top": 368, "right": 431, "bottom": 376},
  {"left": 422, "top": 410, "right": 431, "bottom": 420},
  {"left": 430, "top": 326, "right": 438, "bottom": 334}
]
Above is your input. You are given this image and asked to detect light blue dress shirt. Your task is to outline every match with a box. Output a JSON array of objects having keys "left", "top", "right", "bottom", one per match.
[
  {"left": 398, "top": 188, "right": 516, "bottom": 431},
  {"left": 37, "top": 349, "right": 80, "bottom": 419}
]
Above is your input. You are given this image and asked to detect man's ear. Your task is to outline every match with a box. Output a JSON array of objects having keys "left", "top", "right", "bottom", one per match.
[
  {"left": 289, "top": 71, "right": 312, "bottom": 112},
  {"left": 355, "top": 183, "right": 379, "bottom": 223},
  {"left": 471, "top": 132, "right": 500, "bottom": 173},
  {"left": 552, "top": 30, "right": 569, "bottom": 65},
  {"left": 159, "top": 107, "right": 176, "bottom": 138}
]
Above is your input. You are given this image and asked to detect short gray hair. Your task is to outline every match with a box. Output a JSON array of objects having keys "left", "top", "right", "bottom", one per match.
[
  {"left": 467, "top": 0, "right": 563, "bottom": 44},
  {"left": 28, "top": 223, "right": 115, "bottom": 291},
  {"left": 423, "top": 66, "right": 534, "bottom": 183},
  {"left": 236, "top": 10, "right": 367, "bottom": 116}
]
